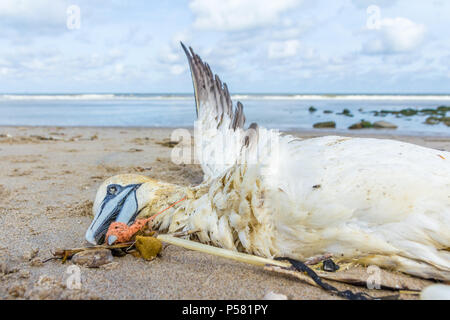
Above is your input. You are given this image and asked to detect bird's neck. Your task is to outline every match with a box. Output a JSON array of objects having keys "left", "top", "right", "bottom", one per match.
[{"left": 140, "top": 182, "right": 210, "bottom": 233}]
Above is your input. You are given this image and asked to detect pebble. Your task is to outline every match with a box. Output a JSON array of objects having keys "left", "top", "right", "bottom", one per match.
[
  {"left": 263, "top": 291, "right": 288, "bottom": 300},
  {"left": 72, "top": 249, "right": 114, "bottom": 268},
  {"left": 322, "top": 259, "right": 340, "bottom": 272}
]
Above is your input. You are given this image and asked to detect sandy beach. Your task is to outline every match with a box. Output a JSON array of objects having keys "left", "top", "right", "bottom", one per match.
[{"left": 0, "top": 126, "right": 449, "bottom": 300}]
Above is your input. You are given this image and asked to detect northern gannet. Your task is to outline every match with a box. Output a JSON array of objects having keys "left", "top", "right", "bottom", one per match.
[{"left": 85, "top": 43, "right": 450, "bottom": 280}]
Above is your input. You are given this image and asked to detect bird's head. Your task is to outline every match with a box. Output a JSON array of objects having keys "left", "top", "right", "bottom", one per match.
[{"left": 85, "top": 174, "right": 172, "bottom": 245}]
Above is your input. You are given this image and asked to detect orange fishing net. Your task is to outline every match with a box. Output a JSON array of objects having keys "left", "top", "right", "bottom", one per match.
[{"left": 105, "top": 197, "right": 186, "bottom": 245}]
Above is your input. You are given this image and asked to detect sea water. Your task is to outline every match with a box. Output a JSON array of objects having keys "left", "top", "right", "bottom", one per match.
[{"left": 0, "top": 93, "right": 449, "bottom": 136}]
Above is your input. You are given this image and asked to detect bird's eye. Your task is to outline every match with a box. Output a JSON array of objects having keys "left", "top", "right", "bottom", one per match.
[{"left": 107, "top": 185, "right": 118, "bottom": 195}]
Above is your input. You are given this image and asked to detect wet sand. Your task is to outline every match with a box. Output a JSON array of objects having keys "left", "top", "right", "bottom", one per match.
[{"left": 0, "top": 126, "right": 448, "bottom": 300}]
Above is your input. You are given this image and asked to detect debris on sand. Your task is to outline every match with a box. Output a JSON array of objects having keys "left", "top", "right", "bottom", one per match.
[
  {"left": 135, "top": 236, "right": 163, "bottom": 261},
  {"left": 72, "top": 249, "right": 113, "bottom": 268},
  {"left": 156, "top": 139, "right": 179, "bottom": 148},
  {"left": 322, "top": 259, "right": 340, "bottom": 272}
]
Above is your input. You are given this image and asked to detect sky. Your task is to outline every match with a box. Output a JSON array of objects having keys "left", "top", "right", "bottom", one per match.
[{"left": 0, "top": 0, "right": 449, "bottom": 94}]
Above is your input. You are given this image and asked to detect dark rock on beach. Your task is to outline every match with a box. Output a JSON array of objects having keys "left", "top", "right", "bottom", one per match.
[
  {"left": 373, "top": 121, "right": 397, "bottom": 129},
  {"left": 313, "top": 121, "right": 336, "bottom": 129},
  {"left": 348, "top": 120, "right": 373, "bottom": 129}
]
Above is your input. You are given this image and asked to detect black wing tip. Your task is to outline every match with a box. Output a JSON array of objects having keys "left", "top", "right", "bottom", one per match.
[{"left": 180, "top": 41, "right": 191, "bottom": 58}]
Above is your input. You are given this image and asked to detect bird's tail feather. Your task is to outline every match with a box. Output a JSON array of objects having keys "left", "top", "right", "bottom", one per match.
[{"left": 358, "top": 254, "right": 450, "bottom": 281}]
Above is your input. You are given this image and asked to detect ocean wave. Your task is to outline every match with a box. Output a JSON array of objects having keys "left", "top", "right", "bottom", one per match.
[
  {"left": 1, "top": 94, "right": 450, "bottom": 101},
  {"left": 232, "top": 94, "right": 450, "bottom": 101}
]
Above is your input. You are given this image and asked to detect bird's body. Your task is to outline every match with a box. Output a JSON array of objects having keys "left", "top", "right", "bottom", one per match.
[
  {"left": 86, "top": 43, "right": 450, "bottom": 281},
  {"left": 149, "top": 133, "right": 450, "bottom": 280}
]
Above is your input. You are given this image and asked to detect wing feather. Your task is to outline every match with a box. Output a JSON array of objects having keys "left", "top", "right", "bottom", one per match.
[{"left": 181, "top": 42, "right": 254, "bottom": 179}]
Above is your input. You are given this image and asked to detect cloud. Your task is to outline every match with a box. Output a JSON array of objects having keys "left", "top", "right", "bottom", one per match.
[
  {"left": 351, "top": 0, "right": 398, "bottom": 9},
  {"left": 189, "top": 0, "right": 303, "bottom": 31},
  {"left": 0, "top": 0, "right": 70, "bottom": 33},
  {"left": 363, "top": 17, "right": 426, "bottom": 54},
  {"left": 268, "top": 40, "right": 301, "bottom": 59}
]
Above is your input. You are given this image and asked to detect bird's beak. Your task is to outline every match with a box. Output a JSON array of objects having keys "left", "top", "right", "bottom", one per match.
[{"left": 85, "top": 183, "right": 142, "bottom": 245}]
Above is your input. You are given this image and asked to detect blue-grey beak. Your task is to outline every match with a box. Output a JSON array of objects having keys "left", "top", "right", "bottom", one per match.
[{"left": 85, "top": 183, "right": 142, "bottom": 245}]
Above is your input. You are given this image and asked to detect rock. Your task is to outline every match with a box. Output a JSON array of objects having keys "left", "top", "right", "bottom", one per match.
[
  {"left": 425, "top": 117, "right": 440, "bottom": 125},
  {"left": 308, "top": 106, "right": 317, "bottom": 113},
  {"left": 399, "top": 108, "right": 418, "bottom": 116},
  {"left": 348, "top": 120, "right": 373, "bottom": 129},
  {"left": 323, "top": 110, "right": 333, "bottom": 114},
  {"left": 373, "top": 121, "right": 397, "bottom": 129},
  {"left": 263, "top": 291, "right": 288, "bottom": 300},
  {"left": 425, "top": 116, "right": 450, "bottom": 126},
  {"left": 135, "top": 236, "right": 163, "bottom": 261},
  {"left": 337, "top": 108, "right": 353, "bottom": 117},
  {"left": 72, "top": 249, "right": 113, "bottom": 268},
  {"left": 443, "top": 117, "right": 450, "bottom": 126},
  {"left": 322, "top": 259, "right": 340, "bottom": 272},
  {"left": 313, "top": 121, "right": 336, "bottom": 129}
]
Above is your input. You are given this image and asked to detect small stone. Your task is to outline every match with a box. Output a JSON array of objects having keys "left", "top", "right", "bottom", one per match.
[
  {"left": 263, "top": 291, "right": 288, "bottom": 300},
  {"left": 72, "top": 249, "right": 113, "bottom": 268},
  {"left": 313, "top": 121, "right": 336, "bottom": 129},
  {"left": 373, "top": 121, "right": 397, "bottom": 129},
  {"left": 322, "top": 259, "right": 340, "bottom": 272}
]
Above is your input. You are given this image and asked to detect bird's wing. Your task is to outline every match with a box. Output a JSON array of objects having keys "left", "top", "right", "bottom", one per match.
[{"left": 181, "top": 43, "right": 260, "bottom": 180}]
